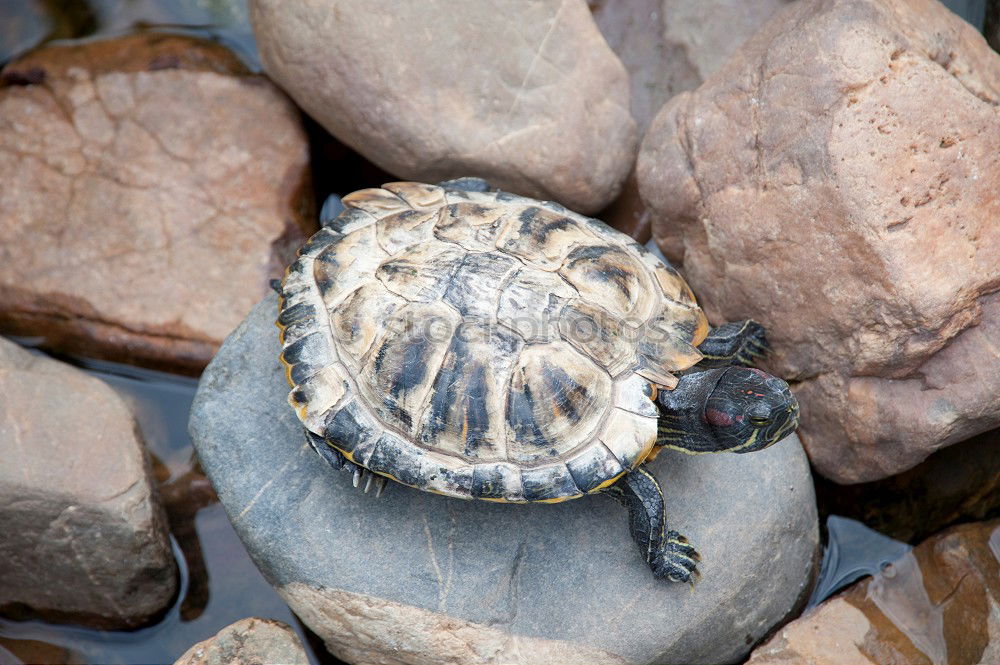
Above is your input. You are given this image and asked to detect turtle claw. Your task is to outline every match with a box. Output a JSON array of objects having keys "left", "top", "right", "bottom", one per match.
[
  {"left": 349, "top": 468, "right": 389, "bottom": 497},
  {"left": 652, "top": 530, "right": 701, "bottom": 583}
]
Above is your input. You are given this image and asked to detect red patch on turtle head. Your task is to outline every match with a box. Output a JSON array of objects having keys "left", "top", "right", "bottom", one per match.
[{"left": 705, "top": 407, "right": 737, "bottom": 427}]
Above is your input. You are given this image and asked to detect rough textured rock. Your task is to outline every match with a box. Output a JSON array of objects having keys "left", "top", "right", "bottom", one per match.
[
  {"left": 0, "top": 337, "right": 177, "bottom": 628},
  {"left": 816, "top": 427, "right": 1000, "bottom": 543},
  {"left": 173, "top": 618, "right": 308, "bottom": 665},
  {"left": 747, "top": 519, "right": 1000, "bottom": 665},
  {"left": 638, "top": 0, "right": 1000, "bottom": 483},
  {"left": 0, "top": 34, "right": 313, "bottom": 374},
  {"left": 591, "top": 0, "right": 795, "bottom": 134},
  {"left": 189, "top": 294, "right": 819, "bottom": 665},
  {"left": 250, "top": 0, "right": 635, "bottom": 214},
  {"left": 591, "top": 0, "right": 794, "bottom": 244}
]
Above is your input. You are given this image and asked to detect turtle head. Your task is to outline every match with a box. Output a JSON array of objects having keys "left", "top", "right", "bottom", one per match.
[{"left": 657, "top": 367, "right": 799, "bottom": 454}]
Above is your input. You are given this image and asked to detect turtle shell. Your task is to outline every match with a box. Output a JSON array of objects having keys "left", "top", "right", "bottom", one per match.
[{"left": 278, "top": 182, "right": 709, "bottom": 503}]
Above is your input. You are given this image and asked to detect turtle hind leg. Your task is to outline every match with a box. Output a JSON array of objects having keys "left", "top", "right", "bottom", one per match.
[
  {"left": 605, "top": 466, "right": 700, "bottom": 582},
  {"left": 303, "top": 430, "right": 387, "bottom": 497},
  {"left": 696, "top": 320, "right": 768, "bottom": 369}
]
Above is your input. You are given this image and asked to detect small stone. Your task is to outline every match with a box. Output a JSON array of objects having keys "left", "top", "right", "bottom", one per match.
[
  {"left": 0, "top": 337, "right": 176, "bottom": 629},
  {"left": 189, "top": 294, "right": 819, "bottom": 665},
  {"left": 0, "top": 34, "right": 314, "bottom": 374},
  {"left": 747, "top": 518, "right": 1000, "bottom": 665},
  {"left": 637, "top": 0, "right": 1000, "bottom": 483},
  {"left": 173, "top": 617, "right": 308, "bottom": 665},
  {"left": 250, "top": 0, "right": 636, "bottom": 214}
]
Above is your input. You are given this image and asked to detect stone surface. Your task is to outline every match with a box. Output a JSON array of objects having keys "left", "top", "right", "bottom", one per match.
[
  {"left": 747, "top": 519, "right": 1000, "bottom": 665},
  {"left": 816, "top": 427, "right": 1000, "bottom": 543},
  {"left": 0, "top": 34, "right": 314, "bottom": 374},
  {"left": 591, "top": 0, "right": 795, "bottom": 135},
  {"left": 250, "top": 0, "right": 635, "bottom": 214},
  {"left": 637, "top": 0, "right": 1000, "bottom": 483},
  {"left": 0, "top": 337, "right": 176, "bottom": 628},
  {"left": 174, "top": 617, "right": 308, "bottom": 665},
  {"left": 591, "top": 0, "right": 794, "bottom": 246},
  {"left": 189, "top": 294, "right": 819, "bottom": 665}
]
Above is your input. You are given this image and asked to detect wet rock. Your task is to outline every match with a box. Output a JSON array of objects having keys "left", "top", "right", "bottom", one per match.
[
  {"left": 0, "top": 637, "right": 80, "bottom": 665},
  {"left": 189, "top": 294, "right": 819, "bottom": 665},
  {"left": 747, "top": 519, "right": 1000, "bottom": 665},
  {"left": 250, "top": 0, "right": 635, "bottom": 214},
  {"left": 637, "top": 0, "right": 1000, "bottom": 483},
  {"left": 817, "top": 427, "right": 1000, "bottom": 543},
  {"left": 0, "top": 34, "right": 314, "bottom": 374},
  {"left": 0, "top": 337, "right": 176, "bottom": 629},
  {"left": 174, "top": 618, "right": 308, "bottom": 665}
]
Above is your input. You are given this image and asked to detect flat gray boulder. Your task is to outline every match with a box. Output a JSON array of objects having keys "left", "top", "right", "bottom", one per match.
[{"left": 190, "top": 294, "right": 819, "bottom": 665}]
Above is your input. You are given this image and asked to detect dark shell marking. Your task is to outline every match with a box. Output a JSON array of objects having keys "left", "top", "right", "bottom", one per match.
[{"left": 278, "top": 182, "right": 709, "bottom": 502}]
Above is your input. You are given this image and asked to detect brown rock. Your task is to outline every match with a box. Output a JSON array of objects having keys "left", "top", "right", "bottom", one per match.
[
  {"left": 591, "top": 0, "right": 793, "bottom": 245},
  {"left": 0, "top": 337, "right": 177, "bottom": 629},
  {"left": 591, "top": 0, "right": 795, "bottom": 135},
  {"left": 250, "top": 0, "right": 635, "bottom": 214},
  {"left": 173, "top": 618, "right": 308, "bottom": 665},
  {"left": 0, "top": 34, "right": 314, "bottom": 374},
  {"left": 747, "top": 519, "right": 1000, "bottom": 665},
  {"left": 637, "top": 0, "right": 1000, "bottom": 483}
]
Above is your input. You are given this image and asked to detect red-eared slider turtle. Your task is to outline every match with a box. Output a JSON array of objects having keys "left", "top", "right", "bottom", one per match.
[{"left": 276, "top": 178, "right": 799, "bottom": 582}]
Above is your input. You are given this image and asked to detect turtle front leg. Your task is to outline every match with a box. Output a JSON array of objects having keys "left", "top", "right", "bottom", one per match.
[
  {"left": 605, "top": 466, "right": 700, "bottom": 582},
  {"left": 695, "top": 320, "right": 768, "bottom": 368},
  {"left": 304, "top": 430, "right": 387, "bottom": 497}
]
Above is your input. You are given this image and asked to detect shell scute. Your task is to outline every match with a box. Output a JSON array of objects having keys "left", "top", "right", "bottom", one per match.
[{"left": 375, "top": 242, "right": 465, "bottom": 303}]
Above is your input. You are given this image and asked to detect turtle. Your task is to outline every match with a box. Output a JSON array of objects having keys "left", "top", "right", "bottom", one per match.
[{"left": 276, "top": 178, "right": 799, "bottom": 583}]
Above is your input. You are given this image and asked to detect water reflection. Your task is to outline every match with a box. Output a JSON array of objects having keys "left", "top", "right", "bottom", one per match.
[
  {"left": 808, "top": 515, "right": 912, "bottom": 607},
  {"left": 867, "top": 553, "right": 948, "bottom": 665}
]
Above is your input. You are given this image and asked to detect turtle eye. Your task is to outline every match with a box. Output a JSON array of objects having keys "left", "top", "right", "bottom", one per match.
[{"left": 749, "top": 415, "right": 771, "bottom": 427}]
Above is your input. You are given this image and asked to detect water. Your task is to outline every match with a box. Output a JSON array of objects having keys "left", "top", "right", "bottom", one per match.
[
  {"left": 0, "top": 351, "right": 340, "bottom": 665},
  {"left": 0, "top": 0, "right": 259, "bottom": 69}
]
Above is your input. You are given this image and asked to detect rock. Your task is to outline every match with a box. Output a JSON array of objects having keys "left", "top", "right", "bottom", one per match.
[
  {"left": 591, "top": 0, "right": 795, "bottom": 135},
  {"left": 637, "top": 0, "right": 1000, "bottom": 483},
  {"left": 0, "top": 637, "right": 79, "bottom": 665},
  {"left": 250, "top": 0, "right": 635, "bottom": 214},
  {"left": 0, "top": 337, "right": 176, "bottom": 629},
  {"left": 816, "top": 427, "right": 1000, "bottom": 543},
  {"left": 747, "top": 518, "right": 1000, "bottom": 665},
  {"left": 0, "top": 34, "right": 314, "bottom": 374},
  {"left": 591, "top": 0, "right": 793, "bottom": 246},
  {"left": 174, "top": 617, "right": 308, "bottom": 665},
  {"left": 189, "top": 294, "right": 819, "bottom": 665}
]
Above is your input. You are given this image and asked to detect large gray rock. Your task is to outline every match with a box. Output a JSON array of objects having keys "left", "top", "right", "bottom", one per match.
[
  {"left": 190, "top": 294, "right": 819, "bottom": 665},
  {"left": 0, "top": 337, "right": 176, "bottom": 628},
  {"left": 250, "top": 0, "right": 636, "bottom": 214}
]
